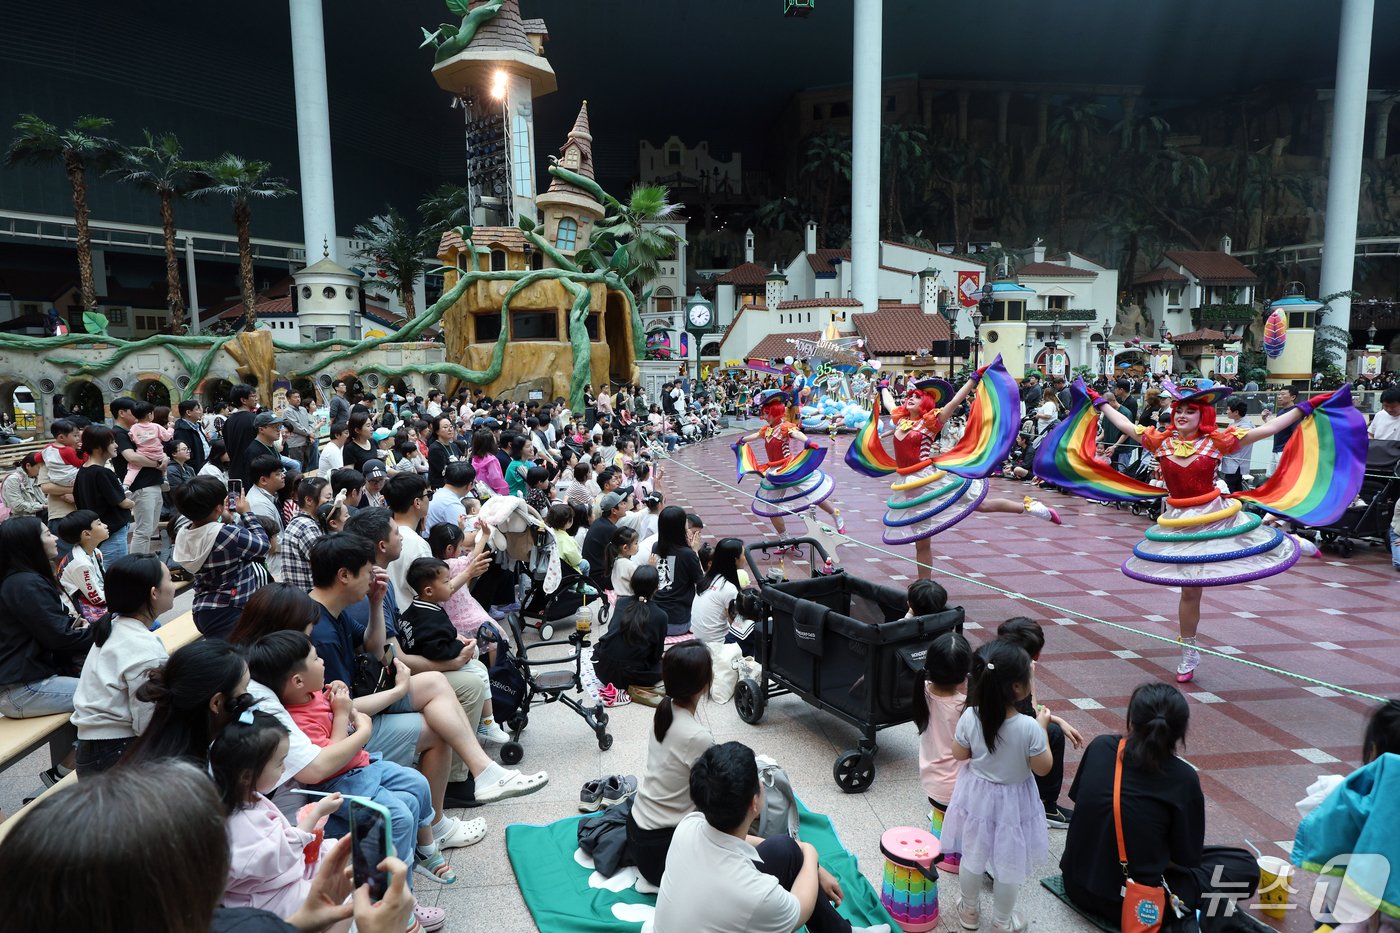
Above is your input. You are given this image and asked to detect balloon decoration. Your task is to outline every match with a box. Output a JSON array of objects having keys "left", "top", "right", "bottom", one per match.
[{"left": 1263, "top": 310, "right": 1288, "bottom": 359}]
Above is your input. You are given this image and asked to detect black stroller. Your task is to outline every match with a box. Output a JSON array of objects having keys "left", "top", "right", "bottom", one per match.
[
  {"left": 486, "top": 578, "right": 613, "bottom": 765},
  {"left": 512, "top": 525, "right": 610, "bottom": 641},
  {"left": 735, "top": 538, "right": 964, "bottom": 793},
  {"left": 1308, "top": 439, "right": 1400, "bottom": 557}
]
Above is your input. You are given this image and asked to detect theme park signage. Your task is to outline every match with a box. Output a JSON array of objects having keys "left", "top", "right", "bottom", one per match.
[
  {"left": 785, "top": 336, "right": 863, "bottom": 365},
  {"left": 957, "top": 271, "right": 982, "bottom": 307}
]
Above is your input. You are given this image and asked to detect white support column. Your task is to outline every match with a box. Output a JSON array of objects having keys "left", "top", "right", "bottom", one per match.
[
  {"left": 851, "top": 0, "right": 882, "bottom": 314},
  {"left": 184, "top": 234, "right": 201, "bottom": 336},
  {"left": 288, "top": 0, "right": 338, "bottom": 262},
  {"left": 1318, "top": 0, "right": 1375, "bottom": 362}
]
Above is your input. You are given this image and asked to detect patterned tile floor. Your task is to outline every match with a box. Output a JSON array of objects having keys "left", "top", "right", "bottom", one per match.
[{"left": 3, "top": 425, "right": 1393, "bottom": 932}]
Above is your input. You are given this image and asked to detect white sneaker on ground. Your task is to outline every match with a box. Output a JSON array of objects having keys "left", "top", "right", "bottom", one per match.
[
  {"left": 990, "top": 912, "right": 1027, "bottom": 933},
  {"left": 959, "top": 896, "right": 981, "bottom": 930},
  {"left": 477, "top": 719, "right": 511, "bottom": 744}
]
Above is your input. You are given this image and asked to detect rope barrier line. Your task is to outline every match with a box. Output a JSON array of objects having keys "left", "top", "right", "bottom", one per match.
[{"left": 659, "top": 439, "right": 1386, "bottom": 704}]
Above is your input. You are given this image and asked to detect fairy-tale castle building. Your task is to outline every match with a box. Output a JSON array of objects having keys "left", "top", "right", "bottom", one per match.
[{"left": 535, "top": 102, "right": 605, "bottom": 264}]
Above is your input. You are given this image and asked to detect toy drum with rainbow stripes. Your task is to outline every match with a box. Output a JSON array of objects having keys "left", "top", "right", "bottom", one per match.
[{"left": 879, "top": 826, "right": 942, "bottom": 932}]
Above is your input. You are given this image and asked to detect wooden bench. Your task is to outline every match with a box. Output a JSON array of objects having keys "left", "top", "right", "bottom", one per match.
[
  {"left": 0, "top": 439, "right": 48, "bottom": 471},
  {"left": 0, "top": 610, "right": 200, "bottom": 776}
]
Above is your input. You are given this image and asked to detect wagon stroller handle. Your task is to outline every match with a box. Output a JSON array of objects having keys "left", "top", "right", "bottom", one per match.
[{"left": 742, "top": 536, "right": 835, "bottom": 580}]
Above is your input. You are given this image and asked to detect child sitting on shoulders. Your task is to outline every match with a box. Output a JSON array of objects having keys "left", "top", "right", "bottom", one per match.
[
  {"left": 208, "top": 710, "right": 345, "bottom": 919},
  {"left": 913, "top": 630, "right": 972, "bottom": 872},
  {"left": 996, "top": 617, "right": 1084, "bottom": 828},
  {"left": 400, "top": 556, "right": 509, "bottom": 744},
  {"left": 57, "top": 510, "right": 109, "bottom": 624}
]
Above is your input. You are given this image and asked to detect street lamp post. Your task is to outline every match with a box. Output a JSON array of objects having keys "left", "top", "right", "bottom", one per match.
[
  {"left": 939, "top": 293, "right": 959, "bottom": 380},
  {"left": 1098, "top": 330, "right": 1111, "bottom": 376},
  {"left": 976, "top": 285, "right": 994, "bottom": 372}
]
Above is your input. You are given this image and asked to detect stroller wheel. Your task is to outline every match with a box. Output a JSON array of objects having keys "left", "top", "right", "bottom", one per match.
[
  {"left": 734, "top": 677, "right": 766, "bottom": 724},
  {"left": 500, "top": 741, "right": 523, "bottom": 765},
  {"left": 597, "top": 732, "right": 613, "bottom": 752},
  {"left": 508, "top": 715, "right": 528, "bottom": 736},
  {"left": 833, "top": 749, "right": 876, "bottom": 793},
  {"left": 539, "top": 623, "right": 555, "bottom": 641}
]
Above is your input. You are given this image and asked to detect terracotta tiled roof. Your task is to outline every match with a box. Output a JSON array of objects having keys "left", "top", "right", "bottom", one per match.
[
  {"left": 438, "top": 227, "right": 530, "bottom": 258},
  {"left": 853, "top": 307, "right": 950, "bottom": 355},
  {"left": 776, "top": 298, "right": 863, "bottom": 309},
  {"left": 257, "top": 297, "right": 295, "bottom": 316},
  {"left": 1164, "top": 251, "right": 1258, "bottom": 286},
  {"left": 748, "top": 330, "right": 820, "bottom": 361},
  {"left": 1016, "top": 261, "right": 1097, "bottom": 279},
  {"left": 807, "top": 248, "right": 850, "bottom": 276},
  {"left": 1169, "top": 329, "right": 1228, "bottom": 344},
  {"left": 1134, "top": 268, "right": 1190, "bottom": 286},
  {"left": 716, "top": 262, "right": 770, "bottom": 286},
  {"left": 465, "top": 0, "right": 536, "bottom": 56}
]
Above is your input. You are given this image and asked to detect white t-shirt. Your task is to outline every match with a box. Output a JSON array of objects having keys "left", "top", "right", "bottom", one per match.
[
  {"left": 611, "top": 555, "right": 638, "bottom": 596},
  {"left": 247, "top": 679, "right": 319, "bottom": 787},
  {"left": 690, "top": 577, "right": 737, "bottom": 644},
  {"left": 1370, "top": 408, "right": 1400, "bottom": 441},
  {"left": 388, "top": 522, "right": 433, "bottom": 609},
  {"left": 954, "top": 705, "right": 1048, "bottom": 785},
  {"left": 653, "top": 812, "right": 801, "bottom": 933},
  {"left": 318, "top": 442, "right": 344, "bottom": 476}
]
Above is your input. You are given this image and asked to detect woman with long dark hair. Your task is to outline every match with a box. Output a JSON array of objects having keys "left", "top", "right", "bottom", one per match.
[
  {"left": 591, "top": 565, "right": 668, "bottom": 698},
  {"left": 227, "top": 581, "right": 322, "bottom": 646},
  {"left": 71, "top": 554, "right": 174, "bottom": 775},
  {"left": 122, "top": 640, "right": 251, "bottom": 766},
  {"left": 74, "top": 424, "right": 134, "bottom": 561},
  {"left": 689, "top": 537, "right": 743, "bottom": 645},
  {"left": 1060, "top": 682, "right": 1259, "bottom": 932},
  {"left": 343, "top": 412, "right": 376, "bottom": 471},
  {"left": 624, "top": 640, "right": 714, "bottom": 889},
  {"left": 651, "top": 506, "right": 703, "bottom": 637},
  {"left": 0, "top": 517, "right": 93, "bottom": 729}
]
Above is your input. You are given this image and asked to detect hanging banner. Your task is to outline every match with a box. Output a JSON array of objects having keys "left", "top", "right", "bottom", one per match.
[
  {"left": 1152, "top": 351, "right": 1173, "bottom": 375},
  {"left": 957, "top": 271, "right": 982, "bottom": 308},
  {"left": 1216, "top": 351, "right": 1239, "bottom": 376},
  {"left": 1046, "top": 349, "right": 1068, "bottom": 377}
]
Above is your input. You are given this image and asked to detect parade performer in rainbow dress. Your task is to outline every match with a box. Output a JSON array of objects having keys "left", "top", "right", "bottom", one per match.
[
  {"left": 1034, "top": 378, "right": 1367, "bottom": 682},
  {"left": 734, "top": 389, "right": 846, "bottom": 548},
  {"left": 844, "top": 356, "right": 1061, "bottom": 579}
]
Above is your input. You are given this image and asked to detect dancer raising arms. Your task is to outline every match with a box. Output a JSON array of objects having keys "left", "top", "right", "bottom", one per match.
[
  {"left": 734, "top": 390, "right": 845, "bottom": 548},
  {"left": 846, "top": 357, "right": 1060, "bottom": 580},
  {"left": 1035, "top": 379, "right": 1366, "bottom": 682}
]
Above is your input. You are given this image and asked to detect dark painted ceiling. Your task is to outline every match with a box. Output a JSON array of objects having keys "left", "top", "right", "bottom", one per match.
[{"left": 2, "top": 0, "right": 1397, "bottom": 241}]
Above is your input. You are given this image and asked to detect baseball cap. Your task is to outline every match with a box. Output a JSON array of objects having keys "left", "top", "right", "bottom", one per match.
[
  {"left": 362, "top": 459, "right": 388, "bottom": 480},
  {"left": 253, "top": 412, "right": 284, "bottom": 428},
  {"left": 599, "top": 491, "right": 625, "bottom": 513},
  {"left": 371, "top": 427, "right": 393, "bottom": 442}
]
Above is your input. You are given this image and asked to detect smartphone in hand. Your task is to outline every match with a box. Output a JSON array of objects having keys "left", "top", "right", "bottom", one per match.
[
  {"left": 350, "top": 798, "right": 394, "bottom": 901},
  {"left": 226, "top": 478, "right": 242, "bottom": 511}
]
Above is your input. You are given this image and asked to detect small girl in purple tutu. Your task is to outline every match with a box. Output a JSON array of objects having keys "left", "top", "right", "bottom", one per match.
[{"left": 941, "top": 640, "right": 1054, "bottom": 933}]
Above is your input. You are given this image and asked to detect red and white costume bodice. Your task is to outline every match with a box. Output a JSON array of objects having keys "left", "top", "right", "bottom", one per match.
[
  {"left": 761, "top": 423, "right": 795, "bottom": 461},
  {"left": 892, "top": 413, "right": 941, "bottom": 468},
  {"left": 1137, "top": 426, "right": 1245, "bottom": 499}
]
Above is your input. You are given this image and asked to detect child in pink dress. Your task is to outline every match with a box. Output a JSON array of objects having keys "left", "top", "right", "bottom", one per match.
[
  {"left": 914, "top": 628, "right": 971, "bottom": 872},
  {"left": 426, "top": 521, "right": 501, "bottom": 665}
]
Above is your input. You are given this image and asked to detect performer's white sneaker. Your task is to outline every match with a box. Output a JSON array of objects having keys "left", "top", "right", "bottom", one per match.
[
  {"left": 1024, "top": 497, "right": 1062, "bottom": 525},
  {"left": 1176, "top": 637, "right": 1200, "bottom": 683},
  {"left": 834, "top": 510, "right": 847, "bottom": 534}
]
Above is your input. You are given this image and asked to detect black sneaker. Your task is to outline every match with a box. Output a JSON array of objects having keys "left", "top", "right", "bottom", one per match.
[
  {"left": 39, "top": 767, "right": 65, "bottom": 789},
  {"left": 1045, "top": 804, "right": 1073, "bottom": 829}
]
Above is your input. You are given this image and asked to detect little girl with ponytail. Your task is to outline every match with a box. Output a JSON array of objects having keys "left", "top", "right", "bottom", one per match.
[
  {"left": 940, "top": 639, "right": 1054, "bottom": 933},
  {"left": 911, "top": 630, "right": 971, "bottom": 869},
  {"left": 591, "top": 566, "right": 668, "bottom": 702}
]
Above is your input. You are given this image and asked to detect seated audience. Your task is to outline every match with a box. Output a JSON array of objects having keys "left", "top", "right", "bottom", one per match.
[
  {"left": 592, "top": 566, "right": 667, "bottom": 702},
  {"left": 172, "top": 476, "right": 271, "bottom": 638}
]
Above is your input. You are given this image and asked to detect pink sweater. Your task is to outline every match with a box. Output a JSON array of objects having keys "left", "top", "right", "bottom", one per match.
[
  {"left": 224, "top": 793, "right": 317, "bottom": 918},
  {"left": 472, "top": 454, "right": 509, "bottom": 496},
  {"left": 443, "top": 554, "right": 492, "bottom": 637}
]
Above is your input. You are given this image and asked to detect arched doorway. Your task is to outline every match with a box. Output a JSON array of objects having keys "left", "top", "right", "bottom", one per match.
[
  {"left": 291, "top": 377, "right": 320, "bottom": 406},
  {"left": 63, "top": 380, "right": 105, "bottom": 422},
  {"left": 132, "top": 378, "right": 172, "bottom": 408},
  {"left": 201, "top": 378, "right": 234, "bottom": 411},
  {"left": 0, "top": 380, "right": 40, "bottom": 436}
]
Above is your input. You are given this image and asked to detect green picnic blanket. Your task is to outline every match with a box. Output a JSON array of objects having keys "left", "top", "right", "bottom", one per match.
[{"left": 505, "top": 800, "right": 897, "bottom": 932}]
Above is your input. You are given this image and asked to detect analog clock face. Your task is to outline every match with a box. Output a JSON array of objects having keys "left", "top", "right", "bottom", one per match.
[{"left": 688, "top": 304, "right": 712, "bottom": 328}]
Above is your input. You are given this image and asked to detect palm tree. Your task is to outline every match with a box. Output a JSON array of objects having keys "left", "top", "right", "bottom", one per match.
[
  {"left": 418, "top": 183, "right": 473, "bottom": 236},
  {"left": 111, "top": 131, "right": 204, "bottom": 333},
  {"left": 880, "top": 123, "right": 928, "bottom": 237},
  {"left": 191, "top": 154, "right": 293, "bottom": 329},
  {"left": 577, "top": 185, "right": 683, "bottom": 292},
  {"left": 800, "top": 130, "right": 852, "bottom": 234},
  {"left": 4, "top": 114, "right": 120, "bottom": 317},
  {"left": 351, "top": 207, "right": 436, "bottom": 322}
]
